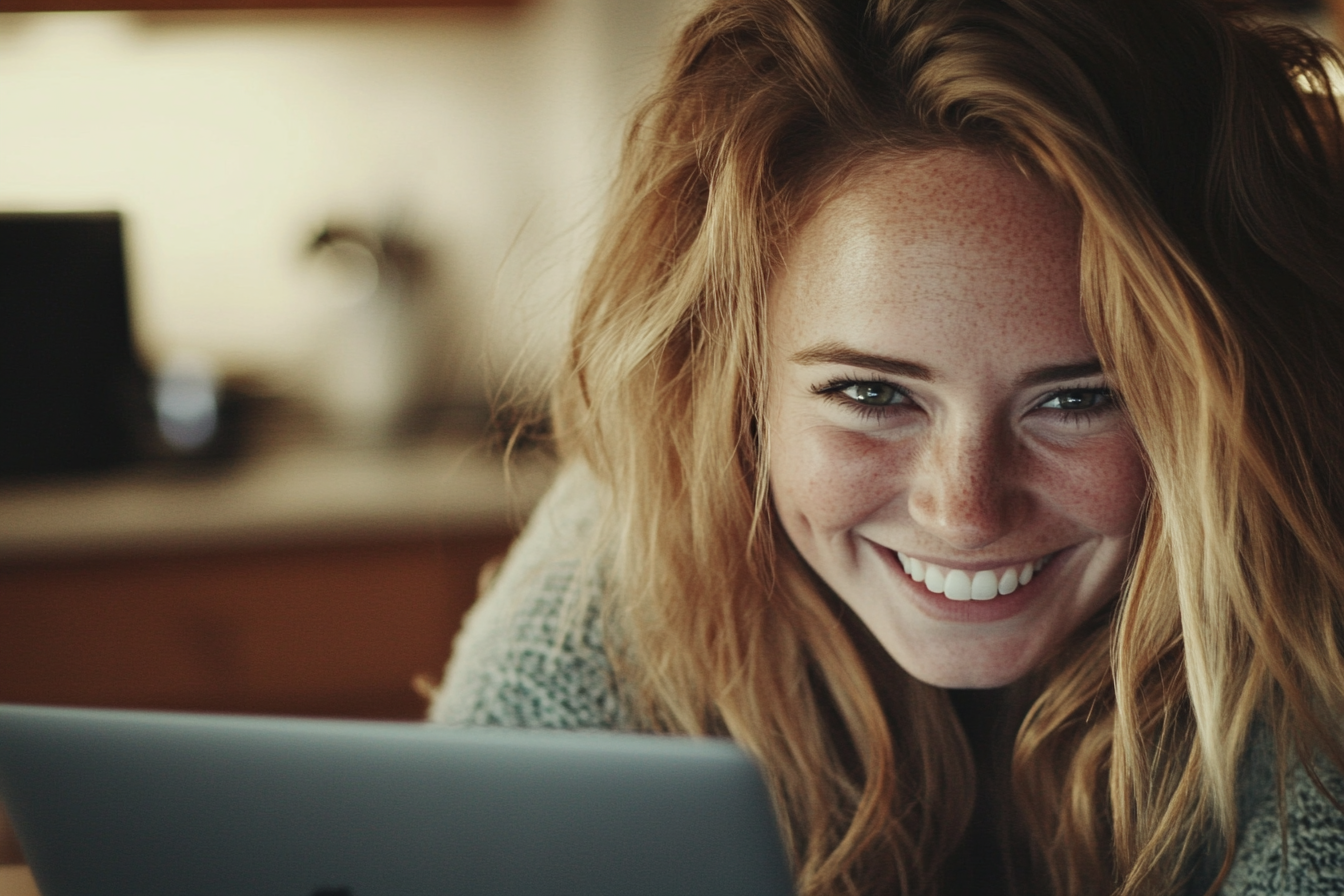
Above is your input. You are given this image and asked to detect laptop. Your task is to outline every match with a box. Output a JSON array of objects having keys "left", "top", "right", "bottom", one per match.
[{"left": 0, "top": 704, "right": 794, "bottom": 896}]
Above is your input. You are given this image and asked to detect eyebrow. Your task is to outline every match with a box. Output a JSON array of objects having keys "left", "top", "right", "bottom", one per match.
[
  {"left": 789, "top": 343, "right": 934, "bottom": 380},
  {"left": 789, "top": 342, "right": 1104, "bottom": 387},
  {"left": 1014, "top": 360, "right": 1104, "bottom": 387}
]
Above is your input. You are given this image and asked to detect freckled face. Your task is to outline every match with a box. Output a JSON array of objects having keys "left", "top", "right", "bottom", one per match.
[{"left": 765, "top": 151, "right": 1146, "bottom": 688}]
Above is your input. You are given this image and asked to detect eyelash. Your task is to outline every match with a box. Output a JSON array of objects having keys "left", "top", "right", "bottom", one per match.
[
  {"left": 812, "top": 377, "right": 913, "bottom": 420},
  {"left": 812, "top": 378, "right": 1116, "bottom": 424},
  {"left": 1037, "top": 387, "right": 1116, "bottom": 425}
]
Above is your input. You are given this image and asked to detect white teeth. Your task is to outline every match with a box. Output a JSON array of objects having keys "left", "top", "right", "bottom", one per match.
[
  {"left": 924, "top": 565, "right": 946, "bottom": 594},
  {"left": 910, "top": 557, "right": 927, "bottom": 582},
  {"left": 893, "top": 552, "right": 1054, "bottom": 600},
  {"left": 971, "top": 570, "right": 998, "bottom": 601},
  {"left": 943, "top": 569, "right": 972, "bottom": 601}
]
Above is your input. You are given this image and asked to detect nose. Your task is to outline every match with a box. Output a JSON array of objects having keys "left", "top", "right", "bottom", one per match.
[{"left": 906, "top": 419, "right": 1016, "bottom": 551}]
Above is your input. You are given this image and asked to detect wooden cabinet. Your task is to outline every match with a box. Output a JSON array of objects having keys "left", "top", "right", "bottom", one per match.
[{"left": 0, "top": 529, "right": 512, "bottom": 720}]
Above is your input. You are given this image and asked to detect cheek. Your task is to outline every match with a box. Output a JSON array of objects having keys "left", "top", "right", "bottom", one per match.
[
  {"left": 1034, "top": 433, "right": 1148, "bottom": 536},
  {"left": 769, "top": 423, "right": 913, "bottom": 532}
]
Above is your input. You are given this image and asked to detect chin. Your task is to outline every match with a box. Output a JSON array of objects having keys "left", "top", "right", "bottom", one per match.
[
  {"left": 910, "top": 667, "right": 1025, "bottom": 690},
  {"left": 903, "top": 666, "right": 1026, "bottom": 690},
  {"left": 885, "top": 641, "right": 1043, "bottom": 690}
]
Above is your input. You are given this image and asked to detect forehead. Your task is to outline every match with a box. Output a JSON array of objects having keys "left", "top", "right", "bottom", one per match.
[{"left": 769, "top": 150, "right": 1089, "bottom": 370}]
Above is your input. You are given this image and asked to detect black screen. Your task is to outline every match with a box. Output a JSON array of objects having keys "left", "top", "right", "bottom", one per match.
[{"left": 0, "top": 212, "right": 145, "bottom": 478}]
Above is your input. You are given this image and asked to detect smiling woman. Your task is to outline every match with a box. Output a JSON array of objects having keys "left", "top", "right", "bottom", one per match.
[
  {"left": 766, "top": 152, "right": 1146, "bottom": 689},
  {"left": 429, "top": 0, "right": 1344, "bottom": 894}
]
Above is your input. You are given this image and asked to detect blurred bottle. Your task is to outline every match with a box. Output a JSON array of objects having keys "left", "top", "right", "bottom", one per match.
[{"left": 306, "top": 224, "right": 429, "bottom": 447}]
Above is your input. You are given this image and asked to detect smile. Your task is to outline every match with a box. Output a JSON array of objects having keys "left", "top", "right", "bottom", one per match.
[{"left": 894, "top": 551, "right": 1054, "bottom": 601}]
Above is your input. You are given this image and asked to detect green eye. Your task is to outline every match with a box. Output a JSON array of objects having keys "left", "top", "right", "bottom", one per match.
[
  {"left": 842, "top": 382, "right": 905, "bottom": 406},
  {"left": 1041, "top": 389, "right": 1111, "bottom": 411}
]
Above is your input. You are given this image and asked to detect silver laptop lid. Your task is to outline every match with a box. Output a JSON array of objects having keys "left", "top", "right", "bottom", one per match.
[{"left": 0, "top": 704, "right": 794, "bottom": 896}]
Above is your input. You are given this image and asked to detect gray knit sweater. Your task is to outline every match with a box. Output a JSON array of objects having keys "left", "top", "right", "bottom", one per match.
[{"left": 430, "top": 464, "right": 1344, "bottom": 895}]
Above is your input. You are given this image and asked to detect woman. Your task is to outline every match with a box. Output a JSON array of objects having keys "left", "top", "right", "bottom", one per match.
[{"left": 432, "top": 0, "right": 1344, "bottom": 893}]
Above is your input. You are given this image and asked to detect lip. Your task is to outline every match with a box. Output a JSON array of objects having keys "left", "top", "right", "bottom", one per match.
[{"left": 871, "top": 540, "right": 1074, "bottom": 625}]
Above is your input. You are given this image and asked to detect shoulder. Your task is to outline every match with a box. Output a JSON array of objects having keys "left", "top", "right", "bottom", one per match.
[
  {"left": 1215, "top": 728, "right": 1344, "bottom": 895},
  {"left": 427, "top": 461, "right": 633, "bottom": 731}
]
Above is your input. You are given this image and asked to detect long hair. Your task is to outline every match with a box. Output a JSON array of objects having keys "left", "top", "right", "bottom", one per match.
[{"left": 549, "top": 1, "right": 1344, "bottom": 893}]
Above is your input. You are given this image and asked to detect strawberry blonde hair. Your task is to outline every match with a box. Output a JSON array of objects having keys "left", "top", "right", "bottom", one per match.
[{"left": 548, "top": 1, "right": 1344, "bottom": 892}]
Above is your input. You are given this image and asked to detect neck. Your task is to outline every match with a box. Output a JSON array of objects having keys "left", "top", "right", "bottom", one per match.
[{"left": 942, "top": 685, "right": 1035, "bottom": 896}]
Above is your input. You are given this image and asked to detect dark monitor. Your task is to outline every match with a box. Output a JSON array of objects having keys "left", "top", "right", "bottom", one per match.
[{"left": 0, "top": 212, "right": 145, "bottom": 479}]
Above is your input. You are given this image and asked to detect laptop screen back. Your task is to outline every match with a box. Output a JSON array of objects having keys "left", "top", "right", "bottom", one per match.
[{"left": 0, "top": 704, "right": 794, "bottom": 896}]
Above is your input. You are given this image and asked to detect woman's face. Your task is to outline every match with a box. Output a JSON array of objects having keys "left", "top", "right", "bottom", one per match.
[{"left": 765, "top": 151, "right": 1146, "bottom": 688}]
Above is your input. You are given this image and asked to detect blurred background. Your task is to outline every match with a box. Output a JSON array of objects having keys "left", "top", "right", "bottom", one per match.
[
  {"left": 0, "top": 0, "right": 1338, "bottom": 869},
  {"left": 0, "top": 0, "right": 691, "bottom": 440},
  {"left": 0, "top": 0, "right": 695, "bottom": 866}
]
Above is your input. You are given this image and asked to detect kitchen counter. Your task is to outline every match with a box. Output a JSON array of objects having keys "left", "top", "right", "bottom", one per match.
[{"left": 0, "top": 440, "right": 555, "bottom": 560}]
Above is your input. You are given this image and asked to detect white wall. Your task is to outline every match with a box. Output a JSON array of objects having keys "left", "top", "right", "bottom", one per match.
[{"left": 0, "top": 0, "right": 688, "bottom": 405}]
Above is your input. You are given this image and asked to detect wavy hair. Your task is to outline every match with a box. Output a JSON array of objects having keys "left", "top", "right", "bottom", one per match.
[{"left": 549, "top": 0, "right": 1344, "bottom": 893}]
